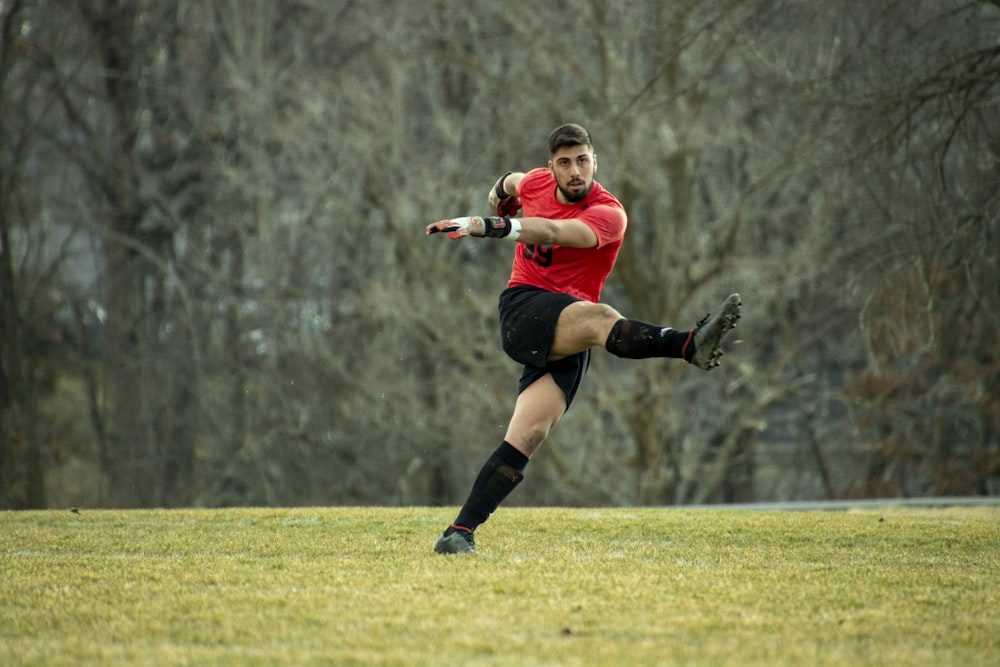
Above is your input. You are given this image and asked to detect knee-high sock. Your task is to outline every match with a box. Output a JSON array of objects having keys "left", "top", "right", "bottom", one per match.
[
  {"left": 605, "top": 318, "right": 694, "bottom": 361},
  {"left": 450, "top": 441, "right": 529, "bottom": 533}
]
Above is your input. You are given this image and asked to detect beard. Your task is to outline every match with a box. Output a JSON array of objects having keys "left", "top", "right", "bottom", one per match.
[{"left": 557, "top": 178, "right": 593, "bottom": 203}]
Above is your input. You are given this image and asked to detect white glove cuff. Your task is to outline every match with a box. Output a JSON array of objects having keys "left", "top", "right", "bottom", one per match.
[{"left": 506, "top": 218, "right": 522, "bottom": 242}]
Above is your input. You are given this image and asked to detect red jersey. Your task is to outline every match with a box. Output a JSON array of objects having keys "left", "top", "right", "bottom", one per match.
[{"left": 508, "top": 167, "right": 627, "bottom": 302}]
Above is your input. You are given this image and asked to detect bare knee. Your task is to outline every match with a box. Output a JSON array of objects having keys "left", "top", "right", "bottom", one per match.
[
  {"left": 504, "top": 410, "right": 559, "bottom": 456},
  {"left": 573, "top": 300, "right": 623, "bottom": 321},
  {"left": 553, "top": 301, "right": 624, "bottom": 353},
  {"left": 506, "top": 417, "right": 558, "bottom": 457},
  {"left": 505, "top": 373, "right": 566, "bottom": 457}
]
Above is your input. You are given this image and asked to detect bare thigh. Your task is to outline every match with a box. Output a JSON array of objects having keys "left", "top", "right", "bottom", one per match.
[{"left": 549, "top": 300, "right": 624, "bottom": 360}]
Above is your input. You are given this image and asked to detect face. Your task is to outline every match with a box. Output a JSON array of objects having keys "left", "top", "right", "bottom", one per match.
[{"left": 549, "top": 144, "right": 597, "bottom": 204}]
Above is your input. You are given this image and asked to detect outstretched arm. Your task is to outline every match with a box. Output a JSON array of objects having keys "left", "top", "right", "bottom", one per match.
[
  {"left": 425, "top": 169, "right": 600, "bottom": 247},
  {"left": 425, "top": 216, "right": 598, "bottom": 248}
]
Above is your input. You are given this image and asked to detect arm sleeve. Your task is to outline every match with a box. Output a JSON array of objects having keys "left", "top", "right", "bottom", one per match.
[{"left": 580, "top": 205, "right": 627, "bottom": 248}]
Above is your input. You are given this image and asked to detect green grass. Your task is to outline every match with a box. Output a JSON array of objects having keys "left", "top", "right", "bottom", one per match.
[{"left": 2, "top": 506, "right": 998, "bottom": 666}]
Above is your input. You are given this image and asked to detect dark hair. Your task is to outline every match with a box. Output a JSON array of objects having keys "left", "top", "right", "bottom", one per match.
[{"left": 547, "top": 123, "right": 593, "bottom": 155}]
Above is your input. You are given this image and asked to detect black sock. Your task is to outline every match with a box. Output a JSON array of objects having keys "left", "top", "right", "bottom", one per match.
[
  {"left": 605, "top": 318, "right": 695, "bottom": 360},
  {"left": 448, "top": 441, "right": 529, "bottom": 534}
]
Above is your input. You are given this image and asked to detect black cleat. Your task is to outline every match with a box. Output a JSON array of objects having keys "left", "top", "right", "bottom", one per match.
[
  {"left": 689, "top": 293, "right": 742, "bottom": 370},
  {"left": 434, "top": 528, "right": 476, "bottom": 555}
]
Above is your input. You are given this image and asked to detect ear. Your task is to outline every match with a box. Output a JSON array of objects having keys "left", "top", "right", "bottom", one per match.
[{"left": 593, "top": 153, "right": 598, "bottom": 173}]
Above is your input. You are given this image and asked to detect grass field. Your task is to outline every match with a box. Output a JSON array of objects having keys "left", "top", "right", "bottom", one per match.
[{"left": 2, "top": 506, "right": 998, "bottom": 666}]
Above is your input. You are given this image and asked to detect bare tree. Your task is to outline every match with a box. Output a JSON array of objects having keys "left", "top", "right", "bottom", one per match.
[
  {"left": 3, "top": 0, "right": 995, "bottom": 508},
  {"left": 0, "top": 0, "right": 47, "bottom": 509},
  {"left": 825, "top": 0, "right": 1000, "bottom": 496}
]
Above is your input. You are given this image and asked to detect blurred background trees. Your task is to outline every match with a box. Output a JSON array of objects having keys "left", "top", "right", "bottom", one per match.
[{"left": 1, "top": 0, "right": 997, "bottom": 509}]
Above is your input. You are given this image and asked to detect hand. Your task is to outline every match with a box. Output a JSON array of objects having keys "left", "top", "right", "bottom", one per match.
[
  {"left": 495, "top": 195, "right": 522, "bottom": 217},
  {"left": 425, "top": 216, "right": 487, "bottom": 239},
  {"left": 488, "top": 171, "right": 513, "bottom": 213},
  {"left": 488, "top": 188, "right": 503, "bottom": 214}
]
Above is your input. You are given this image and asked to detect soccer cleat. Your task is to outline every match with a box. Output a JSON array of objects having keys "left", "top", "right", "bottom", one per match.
[
  {"left": 434, "top": 528, "right": 476, "bottom": 555},
  {"left": 688, "top": 293, "right": 742, "bottom": 370}
]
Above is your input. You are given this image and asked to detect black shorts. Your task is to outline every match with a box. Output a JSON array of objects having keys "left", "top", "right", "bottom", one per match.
[{"left": 498, "top": 285, "right": 591, "bottom": 409}]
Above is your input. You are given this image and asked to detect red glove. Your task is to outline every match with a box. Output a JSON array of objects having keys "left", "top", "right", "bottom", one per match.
[{"left": 496, "top": 196, "right": 522, "bottom": 217}]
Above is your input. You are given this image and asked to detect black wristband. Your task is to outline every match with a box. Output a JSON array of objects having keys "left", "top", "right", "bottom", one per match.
[
  {"left": 483, "top": 216, "right": 513, "bottom": 238},
  {"left": 494, "top": 172, "right": 512, "bottom": 200}
]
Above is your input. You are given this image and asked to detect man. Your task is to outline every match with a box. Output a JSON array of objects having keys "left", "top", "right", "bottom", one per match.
[{"left": 425, "top": 123, "right": 741, "bottom": 554}]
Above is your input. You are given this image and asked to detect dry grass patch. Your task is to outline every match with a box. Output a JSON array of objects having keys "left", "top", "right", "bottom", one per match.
[{"left": 2, "top": 506, "right": 998, "bottom": 666}]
